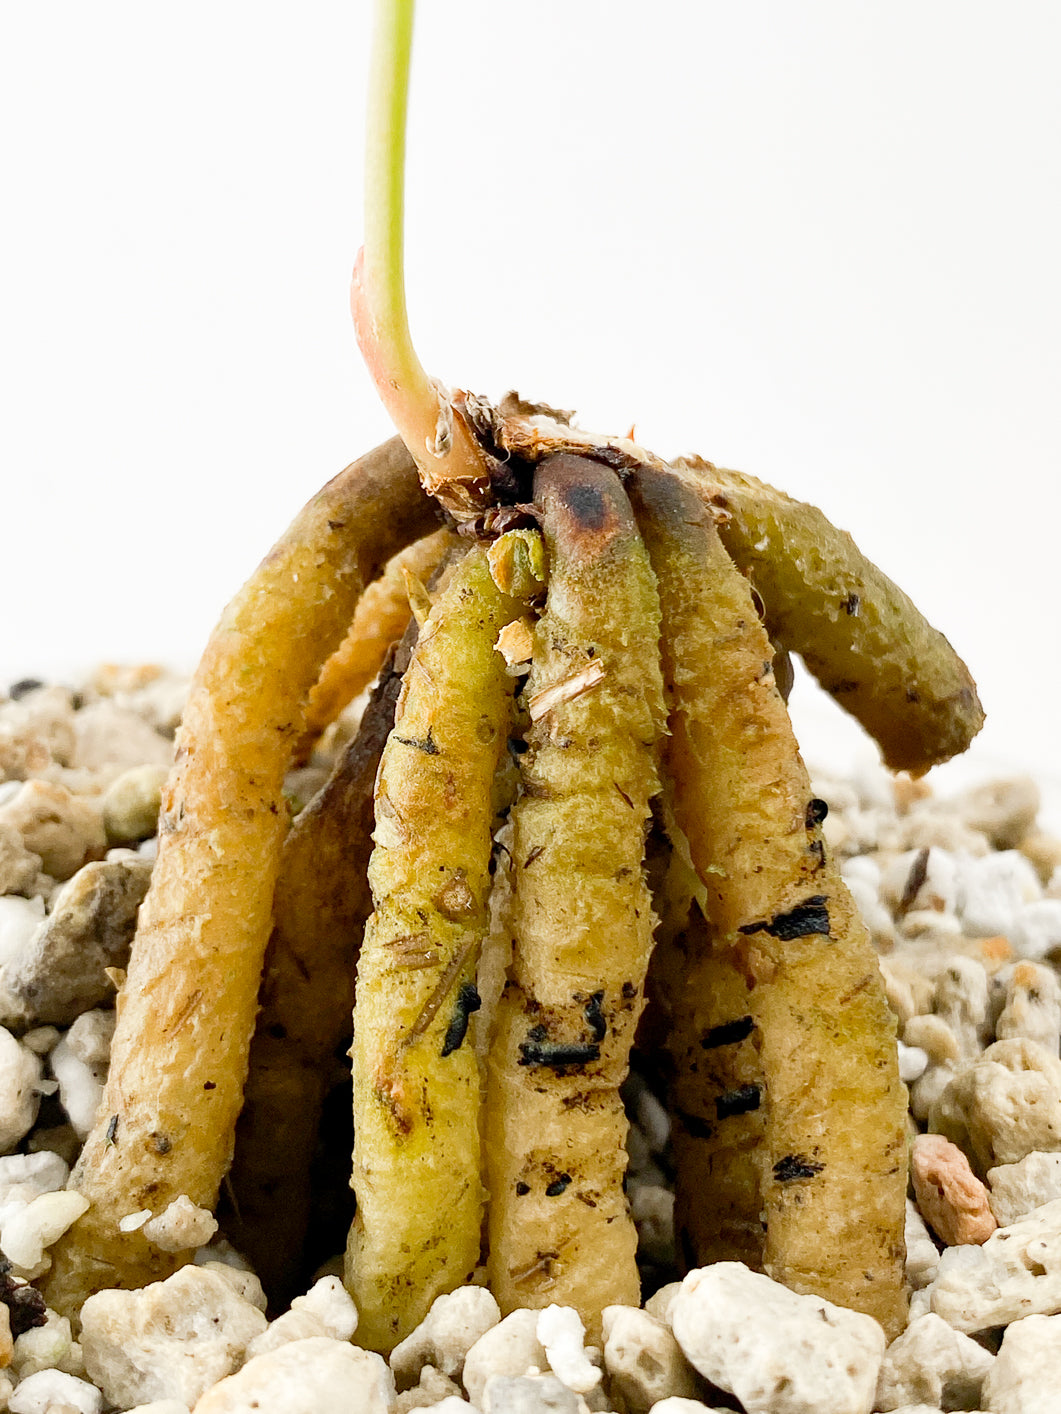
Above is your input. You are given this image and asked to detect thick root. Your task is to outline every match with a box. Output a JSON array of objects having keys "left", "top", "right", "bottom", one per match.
[
  {"left": 485, "top": 454, "right": 665, "bottom": 1336},
  {"left": 44, "top": 439, "right": 440, "bottom": 1318},
  {"left": 631, "top": 465, "right": 908, "bottom": 1338}
]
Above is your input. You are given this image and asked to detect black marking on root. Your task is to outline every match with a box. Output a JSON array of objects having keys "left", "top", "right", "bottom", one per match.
[
  {"left": 700, "top": 1016, "right": 754, "bottom": 1049},
  {"left": 564, "top": 484, "right": 607, "bottom": 531},
  {"left": 393, "top": 725, "right": 440, "bottom": 756},
  {"left": 715, "top": 1084, "right": 761, "bottom": 1119},
  {"left": 440, "top": 982, "right": 482, "bottom": 1057},
  {"left": 545, "top": 1173, "right": 573, "bottom": 1197},
  {"left": 739, "top": 896, "right": 830, "bottom": 941},
  {"left": 773, "top": 1154, "right": 826, "bottom": 1182},
  {"left": 583, "top": 990, "right": 606, "bottom": 1043},
  {"left": 805, "top": 797, "right": 829, "bottom": 828},
  {"left": 518, "top": 1040, "right": 601, "bottom": 1070}
]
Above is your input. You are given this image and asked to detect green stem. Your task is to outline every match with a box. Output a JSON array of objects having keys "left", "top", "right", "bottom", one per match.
[
  {"left": 355, "top": 0, "right": 490, "bottom": 515},
  {"left": 360, "top": 0, "right": 435, "bottom": 426}
]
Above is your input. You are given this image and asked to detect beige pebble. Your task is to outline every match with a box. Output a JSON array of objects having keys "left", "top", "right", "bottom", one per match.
[
  {"left": 0, "top": 1302, "right": 12, "bottom": 1368},
  {"left": 1020, "top": 830, "right": 1061, "bottom": 887},
  {"left": 102, "top": 764, "right": 169, "bottom": 844},
  {"left": 911, "top": 1134, "right": 997, "bottom": 1246},
  {"left": 0, "top": 781, "right": 105, "bottom": 881}
]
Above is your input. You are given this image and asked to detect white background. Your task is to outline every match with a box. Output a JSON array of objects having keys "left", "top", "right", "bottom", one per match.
[{"left": 2, "top": 4, "right": 1058, "bottom": 810}]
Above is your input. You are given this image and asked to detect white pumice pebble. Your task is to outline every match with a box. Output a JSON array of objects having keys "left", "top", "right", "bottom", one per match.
[
  {"left": 899, "top": 1042, "right": 931, "bottom": 1084},
  {"left": 481, "top": 1373, "right": 580, "bottom": 1413},
  {"left": 0, "top": 1148, "right": 68, "bottom": 1199},
  {"left": 70, "top": 702, "right": 172, "bottom": 775},
  {"left": 1010, "top": 898, "right": 1061, "bottom": 962},
  {"left": 142, "top": 1195, "right": 219, "bottom": 1253},
  {"left": 79, "top": 1265, "right": 268, "bottom": 1409},
  {"left": 958, "top": 776, "right": 1040, "bottom": 851},
  {"left": 462, "top": 1310, "right": 548, "bottom": 1409},
  {"left": 931, "top": 1037, "right": 1061, "bottom": 1170},
  {"left": 393, "top": 1364, "right": 463, "bottom": 1412},
  {"left": 119, "top": 1209, "right": 153, "bottom": 1233},
  {"left": 244, "top": 1276, "right": 358, "bottom": 1360},
  {"left": 536, "top": 1306, "right": 601, "bottom": 1395},
  {"left": 11, "top": 1310, "right": 81, "bottom": 1379},
  {"left": 190, "top": 1336, "right": 395, "bottom": 1414},
  {"left": 601, "top": 1305, "right": 701, "bottom": 1413},
  {"left": 0, "top": 781, "right": 105, "bottom": 882},
  {"left": 20, "top": 1024, "right": 61, "bottom": 1055},
  {"left": 995, "top": 960, "right": 1061, "bottom": 1053},
  {"left": 390, "top": 1285, "right": 500, "bottom": 1388},
  {"left": 904, "top": 1200, "right": 941, "bottom": 1291},
  {"left": 0, "top": 893, "right": 45, "bottom": 965},
  {"left": 195, "top": 1262, "right": 267, "bottom": 1312},
  {"left": 933, "top": 957, "right": 991, "bottom": 1060},
  {"left": 980, "top": 1312, "right": 1061, "bottom": 1414},
  {"left": 7, "top": 1368, "right": 102, "bottom": 1414},
  {"left": 49, "top": 1033, "right": 106, "bottom": 1140},
  {"left": 926, "top": 1196, "right": 1061, "bottom": 1330},
  {"left": 874, "top": 1312, "right": 994, "bottom": 1411},
  {"left": 987, "top": 1151, "right": 1061, "bottom": 1227},
  {"left": 0, "top": 1027, "right": 43, "bottom": 1154},
  {"left": 643, "top": 1284, "right": 682, "bottom": 1327},
  {"left": 670, "top": 1263, "right": 886, "bottom": 1414},
  {"left": 0, "top": 1189, "right": 89, "bottom": 1269},
  {"left": 957, "top": 851, "right": 1042, "bottom": 939}
]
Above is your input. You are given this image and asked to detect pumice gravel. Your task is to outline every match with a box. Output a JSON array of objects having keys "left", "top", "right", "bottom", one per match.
[{"left": 3, "top": 669, "right": 1061, "bottom": 1413}]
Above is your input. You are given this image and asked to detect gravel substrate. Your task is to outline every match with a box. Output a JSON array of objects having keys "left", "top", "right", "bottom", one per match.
[{"left": 3, "top": 670, "right": 1061, "bottom": 1413}]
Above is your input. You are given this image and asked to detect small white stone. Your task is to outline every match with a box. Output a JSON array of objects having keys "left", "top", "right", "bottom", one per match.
[
  {"left": 7, "top": 1368, "right": 102, "bottom": 1414},
  {"left": 79, "top": 1264, "right": 267, "bottom": 1409},
  {"left": 927, "top": 1195, "right": 1061, "bottom": 1331},
  {"left": 643, "top": 1283, "right": 682, "bottom": 1327},
  {"left": 601, "top": 1305, "right": 701, "bottom": 1414},
  {"left": 11, "top": 1310, "right": 80, "bottom": 1379},
  {"left": 874, "top": 1312, "right": 994, "bottom": 1411},
  {"left": 995, "top": 961, "right": 1061, "bottom": 1053},
  {"left": 481, "top": 1373, "right": 579, "bottom": 1413},
  {"left": 0, "top": 1190, "right": 88, "bottom": 1269},
  {"left": 0, "top": 1150, "right": 68, "bottom": 1199},
  {"left": 70, "top": 702, "right": 173, "bottom": 775},
  {"left": 49, "top": 1033, "right": 105, "bottom": 1140},
  {"left": 537, "top": 1306, "right": 600, "bottom": 1395},
  {"left": 394, "top": 1366, "right": 463, "bottom": 1412},
  {"left": 933, "top": 957, "right": 990, "bottom": 1060},
  {"left": 65, "top": 1008, "right": 116, "bottom": 1066},
  {"left": 957, "top": 851, "right": 1042, "bottom": 939},
  {"left": 245, "top": 1277, "right": 357, "bottom": 1360},
  {"left": 391, "top": 1285, "right": 500, "bottom": 1388},
  {"left": 980, "top": 1311, "right": 1061, "bottom": 1413},
  {"left": 196, "top": 1262, "right": 267, "bottom": 1312},
  {"left": 0, "top": 781, "right": 105, "bottom": 882},
  {"left": 20, "top": 1025, "right": 61, "bottom": 1055},
  {"left": 463, "top": 1310, "right": 548, "bottom": 1409},
  {"left": 898, "top": 1043, "right": 930, "bottom": 1084},
  {"left": 931, "top": 1037, "right": 1061, "bottom": 1170},
  {"left": 0, "top": 894, "right": 45, "bottom": 967},
  {"left": 191, "top": 1336, "right": 395, "bottom": 1414},
  {"left": 1010, "top": 899, "right": 1061, "bottom": 962},
  {"left": 905, "top": 1201, "right": 940, "bottom": 1291},
  {"left": 988, "top": 1152, "right": 1061, "bottom": 1227},
  {"left": 142, "top": 1195, "right": 218, "bottom": 1253},
  {"left": 671, "top": 1263, "right": 885, "bottom": 1414},
  {"left": 0, "top": 1027, "right": 42, "bottom": 1154},
  {"left": 119, "top": 1209, "right": 153, "bottom": 1233}
]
